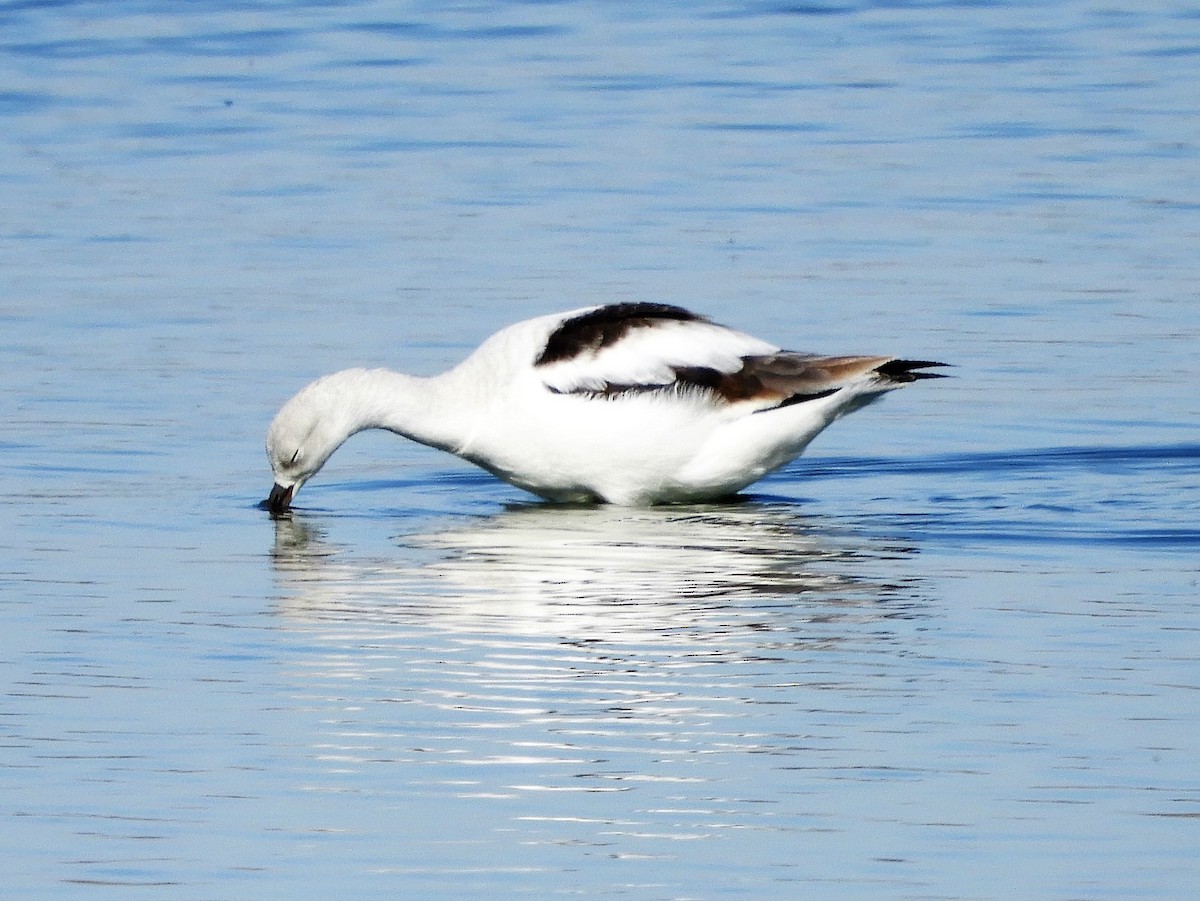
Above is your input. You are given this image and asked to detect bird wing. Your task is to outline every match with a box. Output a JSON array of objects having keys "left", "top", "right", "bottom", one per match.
[
  {"left": 533, "top": 303, "right": 946, "bottom": 408},
  {"left": 534, "top": 303, "right": 778, "bottom": 395}
]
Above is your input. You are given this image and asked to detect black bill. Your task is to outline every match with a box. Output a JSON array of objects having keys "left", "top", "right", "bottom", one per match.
[{"left": 265, "top": 482, "right": 294, "bottom": 516}]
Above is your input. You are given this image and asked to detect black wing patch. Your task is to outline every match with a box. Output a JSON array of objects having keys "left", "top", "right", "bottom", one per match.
[
  {"left": 776, "top": 387, "right": 841, "bottom": 408},
  {"left": 535, "top": 303, "right": 706, "bottom": 366},
  {"left": 554, "top": 365, "right": 760, "bottom": 401}
]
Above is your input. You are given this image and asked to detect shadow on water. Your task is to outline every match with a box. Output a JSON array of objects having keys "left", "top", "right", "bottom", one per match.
[
  {"left": 789, "top": 442, "right": 1200, "bottom": 550},
  {"left": 795, "top": 441, "right": 1200, "bottom": 480},
  {"left": 268, "top": 502, "right": 933, "bottom": 647}
]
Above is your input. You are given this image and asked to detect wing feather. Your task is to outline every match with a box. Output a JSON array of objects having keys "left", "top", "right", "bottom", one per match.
[
  {"left": 533, "top": 304, "right": 947, "bottom": 408},
  {"left": 536, "top": 305, "right": 777, "bottom": 394}
]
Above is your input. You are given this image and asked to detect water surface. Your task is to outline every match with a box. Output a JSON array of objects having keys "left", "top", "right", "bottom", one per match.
[{"left": 2, "top": 1, "right": 1198, "bottom": 898}]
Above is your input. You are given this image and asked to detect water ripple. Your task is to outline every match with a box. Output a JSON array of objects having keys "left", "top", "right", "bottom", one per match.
[
  {"left": 270, "top": 502, "right": 931, "bottom": 645},
  {"left": 797, "top": 442, "right": 1200, "bottom": 479}
]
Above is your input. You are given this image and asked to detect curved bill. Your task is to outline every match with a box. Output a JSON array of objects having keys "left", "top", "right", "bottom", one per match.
[{"left": 265, "top": 482, "right": 294, "bottom": 516}]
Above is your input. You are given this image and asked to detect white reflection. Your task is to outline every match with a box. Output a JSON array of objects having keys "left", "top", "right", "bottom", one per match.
[{"left": 270, "top": 503, "right": 925, "bottom": 644}]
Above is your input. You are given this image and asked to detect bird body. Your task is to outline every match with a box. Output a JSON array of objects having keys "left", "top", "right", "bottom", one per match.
[{"left": 265, "top": 303, "right": 944, "bottom": 512}]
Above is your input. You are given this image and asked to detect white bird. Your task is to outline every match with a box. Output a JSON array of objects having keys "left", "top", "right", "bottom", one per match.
[{"left": 264, "top": 302, "right": 945, "bottom": 514}]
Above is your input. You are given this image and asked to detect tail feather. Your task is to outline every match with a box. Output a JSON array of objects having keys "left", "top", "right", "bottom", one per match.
[
  {"left": 740, "top": 354, "right": 948, "bottom": 413},
  {"left": 873, "top": 359, "right": 950, "bottom": 383}
]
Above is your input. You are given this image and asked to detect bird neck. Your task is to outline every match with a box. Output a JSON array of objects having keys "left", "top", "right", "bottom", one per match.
[{"left": 324, "top": 368, "right": 459, "bottom": 454}]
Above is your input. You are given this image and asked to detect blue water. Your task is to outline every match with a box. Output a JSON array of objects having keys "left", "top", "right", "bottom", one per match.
[{"left": 3, "top": 1, "right": 1199, "bottom": 898}]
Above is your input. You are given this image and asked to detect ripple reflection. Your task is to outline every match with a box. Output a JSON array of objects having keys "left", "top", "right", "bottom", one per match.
[
  {"left": 269, "top": 503, "right": 930, "bottom": 647},
  {"left": 265, "top": 504, "right": 940, "bottom": 891}
]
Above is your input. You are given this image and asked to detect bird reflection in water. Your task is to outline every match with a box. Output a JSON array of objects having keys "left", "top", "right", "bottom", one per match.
[{"left": 268, "top": 503, "right": 930, "bottom": 648}]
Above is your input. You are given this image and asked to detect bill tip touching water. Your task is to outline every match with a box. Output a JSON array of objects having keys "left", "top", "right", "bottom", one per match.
[{"left": 263, "top": 302, "right": 947, "bottom": 515}]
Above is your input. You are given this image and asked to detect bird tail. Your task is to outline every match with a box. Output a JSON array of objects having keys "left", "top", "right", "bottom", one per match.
[{"left": 872, "top": 359, "right": 950, "bottom": 383}]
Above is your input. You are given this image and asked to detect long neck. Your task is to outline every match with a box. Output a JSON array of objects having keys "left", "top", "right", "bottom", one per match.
[{"left": 338, "top": 368, "right": 475, "bottom": 454}]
